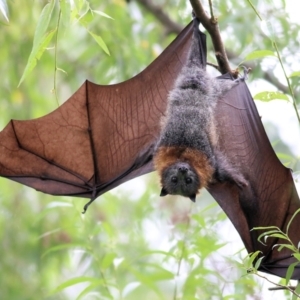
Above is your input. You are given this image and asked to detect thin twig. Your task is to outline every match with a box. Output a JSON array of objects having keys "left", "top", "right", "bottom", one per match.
[
  {"left": 254, "top": 272, "right": 300, "bottom": 297},
  {"left": 173, "top": 205, "right": 192, "bottom": 300},
  {"left": 269, "top": 286, "right": 296, "bottom": 291},
  {"left": 272, "top": 41, "right": 300, "bottom": 125},
  {"left": 245, "top": 0, "right": 300, "bottom": 125},
  {"left": 246, "top": 0, "right": 263, "bottom": 21},
  {"left": 53, "top": 10, "right": 61, "bottom": 106},
  {"left": 207, "top": 61, "right": 220, "bottom": 71}
]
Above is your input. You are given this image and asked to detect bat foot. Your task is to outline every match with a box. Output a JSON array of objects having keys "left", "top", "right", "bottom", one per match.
[{"left": 235, "top": 66, "right": 250, "bottom": 82}]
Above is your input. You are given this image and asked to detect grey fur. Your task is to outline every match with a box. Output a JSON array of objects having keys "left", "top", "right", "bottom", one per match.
[
  {"left": 155, "top": 18, "right": 247, "bottom": 194},
  {"left": 157, "top": 19, "right": 235, "bottom": 168}
]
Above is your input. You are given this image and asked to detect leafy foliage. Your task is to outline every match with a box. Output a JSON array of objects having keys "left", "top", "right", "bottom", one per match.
[{"left": 0, "top": 0, "right": 299, "bottom": 299}]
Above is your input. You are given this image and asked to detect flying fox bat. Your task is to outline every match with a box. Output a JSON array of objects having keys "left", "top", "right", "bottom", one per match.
[
  {"left": 0, "top": 17, "right": 300, "bottom": 279},
  {"left": 154, "top": 17, "right": 247, "bottom": 202}
]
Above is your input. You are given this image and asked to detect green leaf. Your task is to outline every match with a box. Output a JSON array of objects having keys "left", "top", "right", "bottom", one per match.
[
  {"left": 0, "top": 0, "right": 9, "bottom": 21},
  {"left": 265, "top": 233, "right": 289, "bottom": 240},
  {"left": 252, "top": 226, "right": 280, "bottom": 231},
  {"left": 60, "top": 0, "right": 71, "bottom": 28},
  {"left": 101, "top": 252, "right": 117, "bottom": 269},
  {"left": 32, "top": 0, "right": 55, "bottom": 49},
  {"left": 286, "top": 261, "right": 299, "bottom": 284},
  {"left": 254, "top": 91, "right": 289, "bottom": 102},
  {"left": 254, "top": 256, "right": 264, "bottom": 270},
  {"left": 92, "top": 10, "right": 114, "bottom": 19},
  {"left": 18, "top": 0, "right": 56, "bottom": 86},
  {"left": 88, "top": 30, "right": 110, "bottom": 55},
  {"left": 276, "top": 152, "right": 294, "bottom": 162},
  {"left": 289, "top": 71, "right": 300, "bottom": 78},
  {"left": 122, "top": 282, "right": 141, "bottom": 298},
  {"left": 18, "top": 29, "right": 57, "bottom": 86},
  {"left": 42, "top": 243, "right": 88, "bottom": 258},
  {"left": 294, "top": 282, "right": 300, "bottom": 298},
  {"left": 293, "top": 253, "right": 300, "bottom": 261},
  {"left": 74, "top": 0, "right": 85, "bottom": 12},
  {"left": 255, "top": 229, "right": 282, "bottom": 245},
  {"left": 274, "top": 244, "right": 297, "bottom": 252},
  {"left": 287, "top": 208, "right": 300, "bottom": 235},
  {"left": 78, "top": 9, "right": 94, "bottom": 27},
  {"left": 50, "top": 277, "right": 103, "bottom": 295},
  {"left": 76, "top": 282, "right": 104, "bottom": 300},
  {"left": 247, "top": 251, "right": 262, "bottom": 269},
  {"left": 56, "top": 67, "right": 67, "bottom": 74},
  {"left": 243, "top": 50, "right": 276, "bottom": 62}
]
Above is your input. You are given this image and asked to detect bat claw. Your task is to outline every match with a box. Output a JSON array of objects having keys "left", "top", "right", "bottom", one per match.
[
  {"left": 82, "top": 198, "right": 95, "bottom": 214},
  {"left": 235, "top": 66, "right": 250, "bottom": 82}
]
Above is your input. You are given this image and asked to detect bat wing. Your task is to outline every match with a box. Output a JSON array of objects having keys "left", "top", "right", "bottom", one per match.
[
  {"left": 209, "top": 73, "right": 300, "bottom": 279},
  {"left": 0, "top": 22, "right": 193, "bottom": 203}
]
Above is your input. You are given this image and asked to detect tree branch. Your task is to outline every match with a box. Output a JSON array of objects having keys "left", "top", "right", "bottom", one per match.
[
  {"left": 135, "top": 0, "right": 183, "bottom": 34},
  {"left": 133, "top": 0, "right": 296, "bottom": 96},
  {"left": 189, "top": 0, "right": 233, "bottom": 75}
]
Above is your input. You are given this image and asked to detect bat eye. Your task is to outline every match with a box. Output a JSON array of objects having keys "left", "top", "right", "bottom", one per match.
[
  {"left": 186, "top": 177, "right": 192, "bottom": 184},
  {"left": 171, "top": 176, "right": 178, "bottom": 183}
]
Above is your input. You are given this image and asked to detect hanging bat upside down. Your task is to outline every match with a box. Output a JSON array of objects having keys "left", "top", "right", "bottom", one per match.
[{"left": 0, "top": 15, "right": 299, "bottom": 279}]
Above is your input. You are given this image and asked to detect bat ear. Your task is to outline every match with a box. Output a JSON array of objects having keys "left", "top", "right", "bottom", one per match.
[
  {"left": 189, "top": 194, "right": 196, "bottom": 202},
  {"left": 160, "top": 187, "right": 169, "bottom": 197}
]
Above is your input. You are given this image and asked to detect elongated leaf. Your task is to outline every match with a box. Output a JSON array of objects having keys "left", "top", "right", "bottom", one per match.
[
  {"left": 76, "top": 282, "right": 104, "bottom": 300},
  {"left": 92, "top": 10, "right": 113, "bottom": 19},
  {"left": 247, "top": 251, "right": 262, "bottom": 269},
  {"left": 122, "top": 282, "right": 141, "bottom": 298},
  {"left": 294, "top": 282, "right": 300, "bottom": 299},
  {"left": 254, "top": 91, "right": 289, "bottom": 101},
  {"left": 252, "top": 226, "right": 280, "bottom": 231},
  {"left": 244, "top": 50, "right": 276, "bottom": 62},
  {"left": 74, "top": 0, "right": 85, "bottom": 12},
  {"left": 287, "top": 208, "right": 300, "bottom": 235},
  {"left": 42, "top": 243, "right": 88, "bottom": 258},
  {"left": 289, "top": 71, "right": 300, "bottom": 78},
  {"left": 0, "top": 0, "right": 8, "bottom": 21},
  {"left": 286, "top": 261, "right": 299, "bottom": 284},
  {"left": 256, "top": 229, "right": 282, "bottom": 244},
  {"left": 77, "top": 8, "right": 93, "bottom": 27},
  {"left": 18, "top": 0, "right": 55, "bottom": 86},
  {"left": 276, "top": 152, "right": 294, "bottom": 162},
  {"left": 265, "top": 233, "right": 289, "bottom": 240},
  {"left": 293, "top": 253, "right": 300, "bottom": 261},
  {"left": 100, "top": 252, "right": 117, "bottom": 269},
  {"left": 33, "top": 0, "right": 55, "bottom": 48},
  {"left": 254, "top": 256, "right": 264, "bottom": 270},
  {"left": 274, "top": 244, "right": 297, "bottom": 252},
  {"left": 88, "top": 30, "right": 110, "bottom": 55},
  {"left": 18, "top": 29, "right": 57, "bottom": 86},
  {"left": 60, "top": 0, "right": 71, "bottom": 28},
  {"left": 51, "top": 277, "right": 103, "bottom": 294}
]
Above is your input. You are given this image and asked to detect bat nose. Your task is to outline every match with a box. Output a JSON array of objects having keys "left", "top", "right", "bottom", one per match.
[{"left": 179, "top": 166, "right": 188, "bottom": 173}]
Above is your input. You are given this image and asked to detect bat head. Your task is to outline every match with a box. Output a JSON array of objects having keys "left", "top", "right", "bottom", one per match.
[{"left": 160, "top": 162, "right": 199, "bottom": 201}]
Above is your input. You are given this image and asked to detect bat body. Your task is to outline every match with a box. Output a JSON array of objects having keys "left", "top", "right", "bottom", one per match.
[
  {"left": 0, "top": 18, "right": 300, "bottom": 279},
  {"left": 154, "top": 18, "right": 247, "bottom": 201}
]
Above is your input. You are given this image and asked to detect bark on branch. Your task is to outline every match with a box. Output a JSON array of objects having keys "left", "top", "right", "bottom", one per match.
[{"left": 189, "top": 0, "right": 234, "bottom": 75}]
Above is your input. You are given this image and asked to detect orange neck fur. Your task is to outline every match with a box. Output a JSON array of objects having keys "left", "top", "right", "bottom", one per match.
[{"left": 154, "top": 146, "right": 214, "bottom": 190}]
